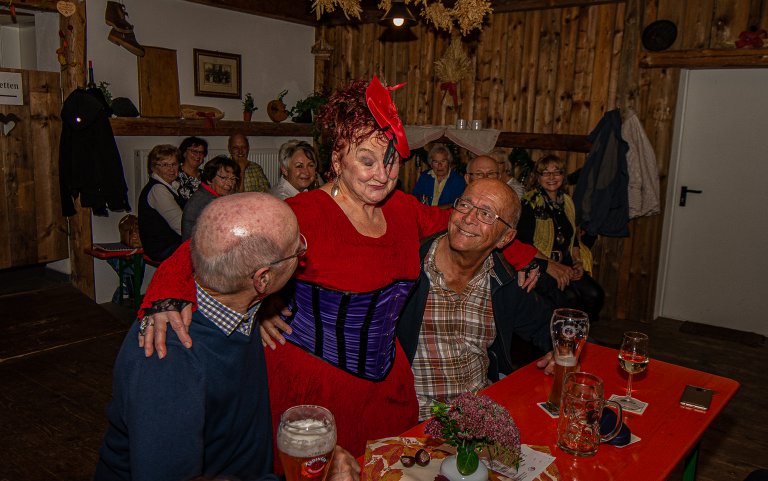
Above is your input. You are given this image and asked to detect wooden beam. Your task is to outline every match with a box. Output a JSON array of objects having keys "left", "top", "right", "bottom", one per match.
[
  {"left": 59, "top": 0, "right": 95, "bottom": 299},
  {"left": 490, "top": 0, "right": 625, "bottom": 13},
  {"left": 181, "top": 0, "right": 319, "bottom": 25},
  {"left": 495, "top": 131, "right": 592, "bottom": 152},
  {"left": 10, "top": 0, "right": 58, "bottom": 12},
  {"left": 180, "top": 0, "right": 627, "bottom": 26},
  {"left": 640, "top": 48, "right": 768, "bottom": 68},
  {"left": 110, "top": 118, "right": 314, "bottom": 137}
]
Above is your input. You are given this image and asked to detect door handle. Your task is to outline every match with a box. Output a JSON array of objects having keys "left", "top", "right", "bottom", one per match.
[{"left": 679, "top": 185, "right": 703, "bottom": 206}]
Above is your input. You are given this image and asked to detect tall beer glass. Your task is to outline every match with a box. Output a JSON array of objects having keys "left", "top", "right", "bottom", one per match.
[
  {"left": 277, "top": 405, "right": 337, "bottom": 481},
  {"left": 546, "top": 309, "right": 589, "bottom": 412}
]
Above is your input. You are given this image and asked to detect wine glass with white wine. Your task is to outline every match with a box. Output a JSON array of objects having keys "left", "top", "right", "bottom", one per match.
[{"left": 617, "top": 331, "right": 650, "bottom": 411}]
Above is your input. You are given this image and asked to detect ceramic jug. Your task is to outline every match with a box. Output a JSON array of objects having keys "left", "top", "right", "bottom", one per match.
[{"left": 557, "top": 372, "right": 623, "bottom": 456}]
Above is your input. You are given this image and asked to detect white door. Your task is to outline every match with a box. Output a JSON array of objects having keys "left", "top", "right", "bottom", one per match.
[{"left": 656, "top": 69, "right": 768, "bottom": 336}]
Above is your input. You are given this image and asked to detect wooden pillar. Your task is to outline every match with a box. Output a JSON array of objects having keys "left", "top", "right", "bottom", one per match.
[{"left": 60, "top": 0, "right": 95, "bottom": 299}]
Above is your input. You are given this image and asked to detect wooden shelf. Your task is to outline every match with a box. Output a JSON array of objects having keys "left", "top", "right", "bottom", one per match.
[
  {"left": 109, "top": 118, "right": 592, "bottom": 153},
  {"left": 640, "top": 48, "right": 768, "bottom": 68},
  {"left": 109, "top": 118, "right": 314, "bottom": 137}
]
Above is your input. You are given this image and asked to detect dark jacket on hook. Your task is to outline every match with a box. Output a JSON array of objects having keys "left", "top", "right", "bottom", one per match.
[
  {"left": 572, "top": 109, "right": 630, "bottom": 237},
  {"left": 59, "top": 88, "right": 131, "bottom": 217}
]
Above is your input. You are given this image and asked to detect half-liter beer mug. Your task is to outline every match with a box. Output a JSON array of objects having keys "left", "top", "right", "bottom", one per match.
[
  {"left": 557, "top": 372, "right": 623, "bottom": 456},
  {"left": 278, "top": 405, "right": 337, "bottom": 481}
]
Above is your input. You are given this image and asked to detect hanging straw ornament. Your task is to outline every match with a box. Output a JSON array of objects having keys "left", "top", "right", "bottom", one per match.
[
  {"left": 312, "top": 0, "right": 362, "bottom": 20},
  {"left": 435, "top": 34, "right": 472, "bottom": 110}
]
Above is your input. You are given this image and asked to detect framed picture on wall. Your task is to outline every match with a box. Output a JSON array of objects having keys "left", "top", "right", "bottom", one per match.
[{"left": 193, "top": 49, "right": 241, "bottom": 99}]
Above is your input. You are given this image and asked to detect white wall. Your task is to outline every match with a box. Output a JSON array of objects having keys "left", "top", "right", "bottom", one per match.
[{"left": 80, "top": 0, "right": 315, "bottom": 303}]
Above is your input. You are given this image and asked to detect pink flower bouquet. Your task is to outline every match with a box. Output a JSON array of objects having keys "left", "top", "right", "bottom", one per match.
[{"left": 425, "top": 392, "right": 521, "bottom": 475}]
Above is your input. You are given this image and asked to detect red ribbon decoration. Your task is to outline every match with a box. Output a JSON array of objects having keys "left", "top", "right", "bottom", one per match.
[
  {"left": 440, "top": 82, "right": 458, "bottom": 111},
  {"left": 365, "top": 76, "right": 410, "bottom": 159}
]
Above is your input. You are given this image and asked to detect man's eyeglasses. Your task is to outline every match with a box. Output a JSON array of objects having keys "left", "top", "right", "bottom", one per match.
[
  {"left": 539, "top": 169, "right": 564, "bottom": 178},
  {"left": 467, "top": 171, "right": 499, "bottom": 179},
  {"left": 216, "top": 174, "right": 239, "bottom": 183},
  {"left": 453, "top": 198, "right": 514, "bottom": 229},
  {"left": 262, "top": 233, "right": 308, "bottom": 269}
]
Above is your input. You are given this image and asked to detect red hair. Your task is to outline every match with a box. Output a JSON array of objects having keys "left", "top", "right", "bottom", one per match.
[{"left": 317, "top": 79, "right": 389, "bottom": 174}]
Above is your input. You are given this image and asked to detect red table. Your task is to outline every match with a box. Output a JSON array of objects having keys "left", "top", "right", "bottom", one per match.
[{"left": 401, "top": 343, "right": 739, "bottom": 481}]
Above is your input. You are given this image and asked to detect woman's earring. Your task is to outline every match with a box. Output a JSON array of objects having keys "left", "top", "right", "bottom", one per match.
[{"left": 331, "top": 176, "right": 341, "bottom": 197}]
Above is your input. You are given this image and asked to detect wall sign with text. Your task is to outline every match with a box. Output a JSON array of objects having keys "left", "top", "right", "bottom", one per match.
[{"left": 0, "top": 72, "right": 24, "bottom": 105}]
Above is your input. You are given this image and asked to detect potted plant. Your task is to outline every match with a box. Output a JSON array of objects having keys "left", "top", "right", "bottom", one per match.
[
  {"left": 425, "top": 392, "right": 521, "bottom": 481},
  {"left": 242, "top": 92, "right": 257, "bottom": 121},
  {"left": 289, "top": 91, "right": 327, "bottom": 123}
]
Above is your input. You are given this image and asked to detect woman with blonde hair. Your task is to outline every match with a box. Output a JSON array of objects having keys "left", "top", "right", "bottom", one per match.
[{"left": 517, "top": 155, "right": 604, "bottom": 321}]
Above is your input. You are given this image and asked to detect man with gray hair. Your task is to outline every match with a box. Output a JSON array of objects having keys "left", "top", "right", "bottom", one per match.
[
  {"left": 487, "top": 148, "right": 525, "bottom": 199},
  {"left": 95, "top": 193, "right": 358, "bottom": 481},
  {"left": 271, "top": 139, "right": 318, "bottom": 200},
  {"left": 397, "top": 179, "right": 553, "bottom": 420}
]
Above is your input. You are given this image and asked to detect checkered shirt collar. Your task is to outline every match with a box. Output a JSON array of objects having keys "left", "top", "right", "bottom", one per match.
[
  {"left": 425, "top": 233, "right": 500, "bottom": 291},
  {"left": 195, "top": 282, "right": 259, "bottom": 336}
]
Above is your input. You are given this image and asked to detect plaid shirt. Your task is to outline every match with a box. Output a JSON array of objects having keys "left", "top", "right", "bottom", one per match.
[
  {"left": 242, "top": 162, "right": 271, "bottom": 193},
  {"left": 412, "top": 235, "right": 498, "bottom": 420},
  {"left": 196, "top": 282, "right": 259, "bottom": 336}
]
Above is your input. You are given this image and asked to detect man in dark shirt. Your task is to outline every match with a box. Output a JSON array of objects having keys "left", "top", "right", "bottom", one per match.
[{"left": 95, "top": 193, "right": 358, "bottom": 481}]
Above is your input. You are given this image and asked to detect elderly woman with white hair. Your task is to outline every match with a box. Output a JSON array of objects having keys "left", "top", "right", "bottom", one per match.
[
  {"left": 411, "top": 143, "right": 466, "bottom": 207},
  {"left": 271, "top": 140, "right": 318, "bottom": 200}
]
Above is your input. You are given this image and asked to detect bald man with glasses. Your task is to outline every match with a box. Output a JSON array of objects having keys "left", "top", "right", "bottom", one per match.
[{"left": 397, "top": 179, "right": 554, "bottom": 420}]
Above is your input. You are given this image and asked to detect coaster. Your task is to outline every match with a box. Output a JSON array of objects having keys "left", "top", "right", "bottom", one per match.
[
  {"left": 608, "top": 394, "right": 648, "bottom": 415},
  {"left": 615, "top": 433, "right": 642, "bottom": 448},
  {"left": 536, "top": 402, "right": 559, "bottom": 418}
]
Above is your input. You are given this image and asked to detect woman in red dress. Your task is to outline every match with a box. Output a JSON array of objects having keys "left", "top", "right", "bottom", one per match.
[
  {"left": 137, "top": 78, "right": 539, "bottom": 461},
  {"left": 138, "top": 78, "right": 449, "bottom": 460}
]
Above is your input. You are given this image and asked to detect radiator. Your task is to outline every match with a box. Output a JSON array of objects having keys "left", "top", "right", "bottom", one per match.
[{"left": 133, "top": 148, "right": 281, "bottom": 202}]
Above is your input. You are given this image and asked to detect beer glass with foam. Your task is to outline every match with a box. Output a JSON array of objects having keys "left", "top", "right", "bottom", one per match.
[
  {"left": 277, "top": 405, "right": 337, "bottom": 481},
  {"left": 546, "top": 309, "right": 589, "bottom": 411}
]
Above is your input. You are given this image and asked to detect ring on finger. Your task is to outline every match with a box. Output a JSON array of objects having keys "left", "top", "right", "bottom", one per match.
[{"left": 138, "top": 316, "right": 154, "bottom": 336}]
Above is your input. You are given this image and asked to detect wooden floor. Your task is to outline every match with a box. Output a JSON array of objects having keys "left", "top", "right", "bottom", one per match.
[{"left": 0, "top": 269, "right": 765, "bottom": 481}]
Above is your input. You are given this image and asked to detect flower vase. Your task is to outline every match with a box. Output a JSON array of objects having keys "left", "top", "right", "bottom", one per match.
[
  {"left": 439, "top": 444, "right": 488, "bottom": 481},
  {"left": 243, "top": 111, "right": 253, "bottom": 122}
]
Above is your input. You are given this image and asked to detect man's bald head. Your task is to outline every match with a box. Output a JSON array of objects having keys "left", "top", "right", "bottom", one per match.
[
  {"left": 465, "top": 156, "right": 501, "bottom": 184},
  {"left": 464, "top": 178, "right": 520, "bottom": 227},
  {"left": 191, "top": 193, "right": 298, "bottom": 294}
]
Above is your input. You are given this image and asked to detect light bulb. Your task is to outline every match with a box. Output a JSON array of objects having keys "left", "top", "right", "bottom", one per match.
[{"left": 393, "top": 17, "right": 404, "bottom": 27}]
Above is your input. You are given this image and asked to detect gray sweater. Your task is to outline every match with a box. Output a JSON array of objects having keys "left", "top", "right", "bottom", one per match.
[{"left": 181, "top": 187, "right": 217, "bottom": 240}]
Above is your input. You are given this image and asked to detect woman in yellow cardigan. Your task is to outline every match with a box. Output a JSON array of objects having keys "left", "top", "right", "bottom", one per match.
[{"left": 517, "top": 155, "right": 604, "bottom": 322}]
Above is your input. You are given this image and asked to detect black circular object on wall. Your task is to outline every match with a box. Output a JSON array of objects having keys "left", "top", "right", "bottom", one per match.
[{"left": 642, "top": 20, "right": 678, "bottom": 51}]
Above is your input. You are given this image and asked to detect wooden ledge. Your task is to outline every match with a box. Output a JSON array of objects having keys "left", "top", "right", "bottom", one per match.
[
  {"left": 109, "top": 118, "right": 314, "bottom": 137},
  {"left": 640, "top": 48, "right": 768, "bottom": 68}
]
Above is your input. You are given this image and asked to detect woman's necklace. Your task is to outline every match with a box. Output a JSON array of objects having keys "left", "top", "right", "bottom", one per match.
[{"left": 542, "top": 189, "right": 566, "bottom": 245}]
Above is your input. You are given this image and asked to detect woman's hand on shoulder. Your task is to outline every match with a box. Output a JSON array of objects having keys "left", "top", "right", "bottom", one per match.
[{"left": 138, "top": 303, "right": 193, "bottom": 359}]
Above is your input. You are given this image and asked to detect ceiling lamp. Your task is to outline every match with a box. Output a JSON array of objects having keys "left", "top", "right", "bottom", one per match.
[{"left": 378, "top": 1, "right": 417, "bottom": 28}]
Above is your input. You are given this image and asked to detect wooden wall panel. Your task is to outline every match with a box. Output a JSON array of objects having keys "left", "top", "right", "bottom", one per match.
[
  {"left": 28, "top": 71, "right": 67, "bottom": 263},
  {"left": 315, "top": 0, "right": 765, "bottom": 322}
]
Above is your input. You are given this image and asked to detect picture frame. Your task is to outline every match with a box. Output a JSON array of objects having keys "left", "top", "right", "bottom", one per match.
[{"left": 193, "top": 49, "right": 241, "bottom": 99}]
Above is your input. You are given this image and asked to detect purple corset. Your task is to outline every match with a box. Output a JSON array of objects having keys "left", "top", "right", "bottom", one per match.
[{"left": 284, "top": 280, "right": 415, "bottom": 381}]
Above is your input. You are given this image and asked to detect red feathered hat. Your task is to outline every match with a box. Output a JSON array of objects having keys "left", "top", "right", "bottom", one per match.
[{"left": 365, "top": 75, "right": 410, "bottom": 159}]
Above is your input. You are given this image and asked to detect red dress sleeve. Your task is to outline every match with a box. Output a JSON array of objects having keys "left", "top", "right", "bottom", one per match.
[
  {"left": 138, "top": 240, "right": 196, "bottom": 317},
  {"left": 501, "top": 239, "right": 538, "bottom": 270}
]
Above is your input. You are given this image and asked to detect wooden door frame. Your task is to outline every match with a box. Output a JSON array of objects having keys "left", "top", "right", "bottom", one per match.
[{"left": 22, "top": 1, "right": 93, "bottom": 298}]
